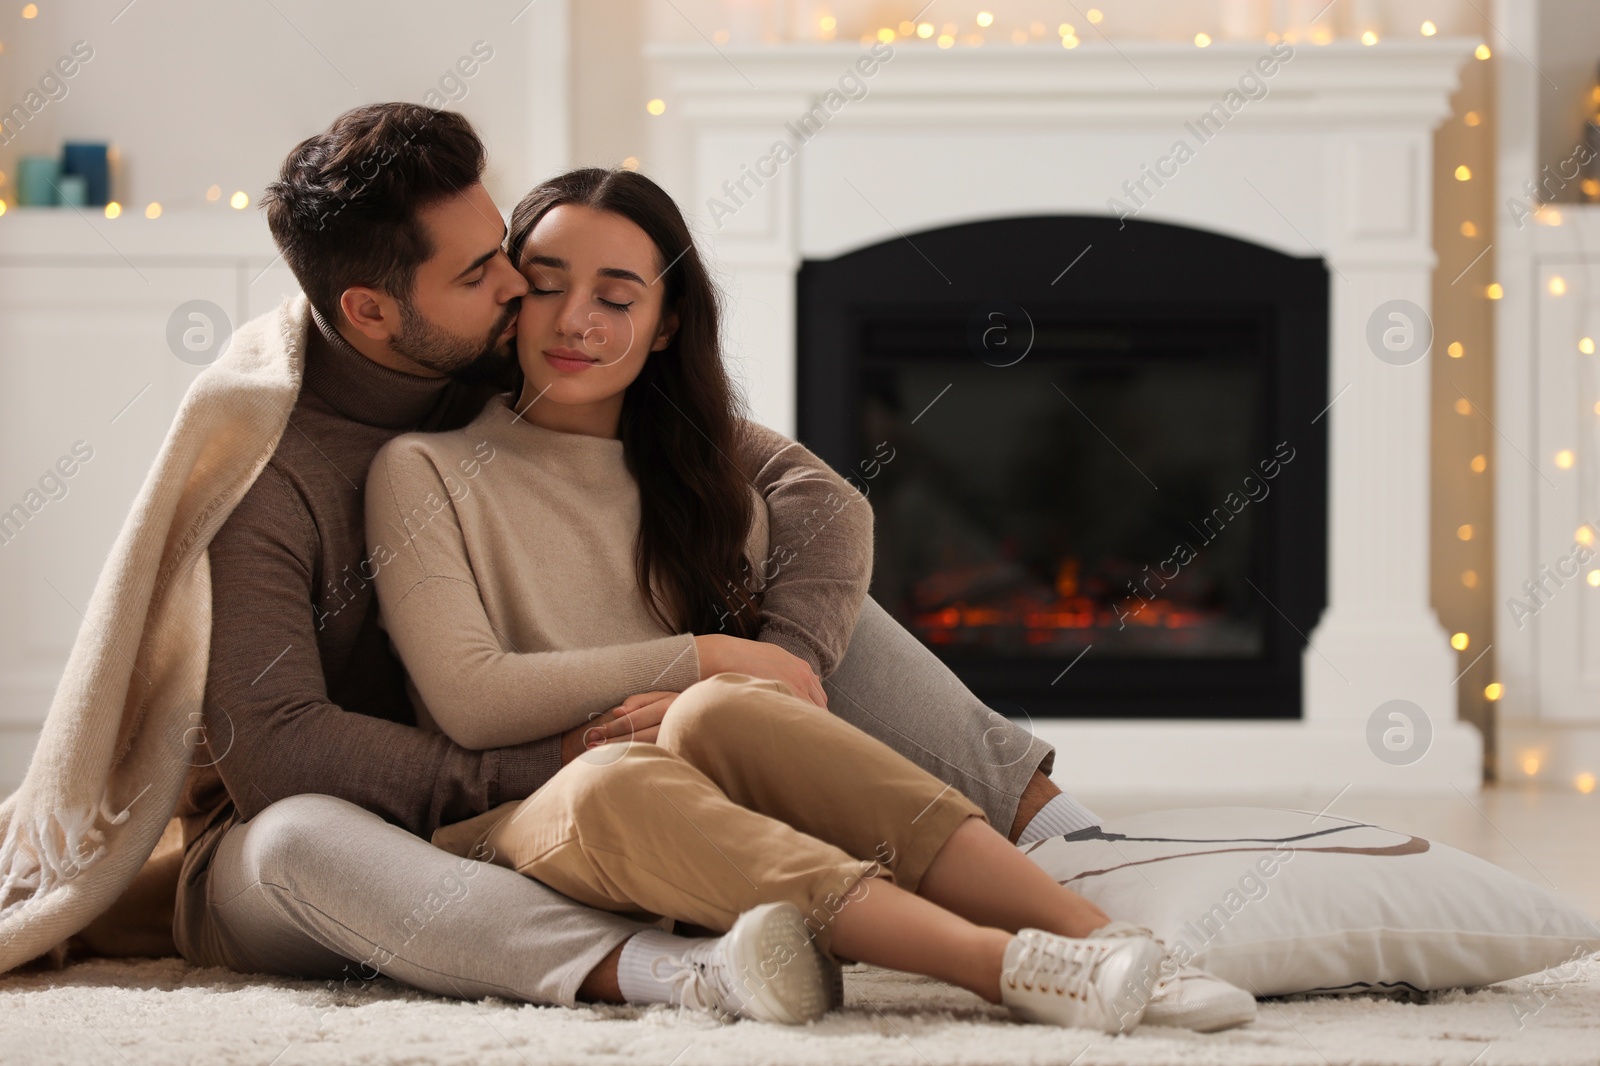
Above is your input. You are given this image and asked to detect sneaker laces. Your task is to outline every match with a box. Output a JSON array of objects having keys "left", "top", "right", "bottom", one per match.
[
  {"left": 652, "top": 947, "right": 740, "bottom": 1022},
  {"left": 1091, "top": 921, "right": 1178, "bottom": 1005},
  {"left": 1004, "top": 931, "right": 1106, "bottom": 1002}
]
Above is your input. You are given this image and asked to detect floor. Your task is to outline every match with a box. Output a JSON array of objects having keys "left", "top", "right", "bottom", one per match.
[{"left": 3, "top": 786, "right": 1597, "bottom": 1065}]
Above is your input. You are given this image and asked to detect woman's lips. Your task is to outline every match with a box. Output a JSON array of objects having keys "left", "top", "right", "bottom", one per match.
[{"left": 543, "top": 347, "right": 598, "bottom": 372}]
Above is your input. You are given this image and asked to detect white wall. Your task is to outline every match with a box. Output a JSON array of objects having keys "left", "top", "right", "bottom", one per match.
[{"left": 0, "top": 0, "right": 556, "bottom": 211}]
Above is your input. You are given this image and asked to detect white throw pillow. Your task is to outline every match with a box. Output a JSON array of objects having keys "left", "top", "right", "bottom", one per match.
[{"left": 1026, "top": 807, "right": 1600, "bottom": 997}]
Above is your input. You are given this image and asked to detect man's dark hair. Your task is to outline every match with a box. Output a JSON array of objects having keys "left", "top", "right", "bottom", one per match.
[{"left": 263, "top": 102, "right": 486, "bottom": 325}]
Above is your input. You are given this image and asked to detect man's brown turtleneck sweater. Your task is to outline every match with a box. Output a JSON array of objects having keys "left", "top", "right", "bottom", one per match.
[{"left": 171, "top": 309, "right": 873, "bottom": 954}]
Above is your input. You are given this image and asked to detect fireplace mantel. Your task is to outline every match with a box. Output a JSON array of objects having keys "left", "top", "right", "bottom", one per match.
[{"left": 648, "top": 37, "right": 1485, "bottom": 793}]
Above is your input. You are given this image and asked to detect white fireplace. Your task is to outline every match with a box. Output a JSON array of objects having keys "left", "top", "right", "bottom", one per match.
[{"left": 649, "top": 36, "right": 1485, "bottom": 793}]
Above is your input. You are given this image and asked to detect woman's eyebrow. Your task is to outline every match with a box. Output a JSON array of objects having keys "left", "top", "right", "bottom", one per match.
[{"left": 598, "top": 267, "right": 647, "bottom": 285}]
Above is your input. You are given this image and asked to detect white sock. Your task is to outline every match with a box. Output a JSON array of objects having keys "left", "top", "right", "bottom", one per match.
[
  {"left": 616, "top": 929, "right": 716, "bottom": 1005},
  {"left": 1017, "top": 792, "right": 1101, "bottom": 846}
]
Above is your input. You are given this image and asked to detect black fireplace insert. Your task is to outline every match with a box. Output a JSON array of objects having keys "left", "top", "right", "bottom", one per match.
[{"left": 796, "top": 216, "right": 1328, "bottom": 719}]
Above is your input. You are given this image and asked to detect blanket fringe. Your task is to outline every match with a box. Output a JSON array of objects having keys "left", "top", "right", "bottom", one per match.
[{"left": 0, "top": 784, "right": 149, "bottom": 920}]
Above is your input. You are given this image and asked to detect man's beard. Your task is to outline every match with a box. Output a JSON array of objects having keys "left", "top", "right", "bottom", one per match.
[{"left": 391, "top": 298, "right": 520, "bottom": 388}]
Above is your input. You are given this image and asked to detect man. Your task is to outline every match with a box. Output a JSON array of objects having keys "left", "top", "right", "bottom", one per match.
[{"left": 173, "top": 101, "right": 1176, "bottom": 1025}]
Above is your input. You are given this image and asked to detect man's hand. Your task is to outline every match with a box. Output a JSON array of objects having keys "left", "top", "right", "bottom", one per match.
[
  {"left": 558, "top": 691, "right": 680, "bottom": 764},
  {"left": 694, "top": 633, "right": 827, "bottom": 709}
]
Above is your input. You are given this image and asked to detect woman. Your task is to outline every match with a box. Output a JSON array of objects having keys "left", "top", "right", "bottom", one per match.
[{"left": 365, "top": 168, "right": 1175, "bottom": 1032}]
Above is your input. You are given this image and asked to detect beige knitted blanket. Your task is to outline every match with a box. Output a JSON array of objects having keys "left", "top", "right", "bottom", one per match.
[{"left": 0, "top": 294, "right": 309, "bottom": 972}]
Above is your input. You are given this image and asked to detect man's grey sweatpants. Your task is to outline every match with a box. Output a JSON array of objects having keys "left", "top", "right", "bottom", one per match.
[{"left": 178, "top": 596, "right": 1055, "bottom": 1007}]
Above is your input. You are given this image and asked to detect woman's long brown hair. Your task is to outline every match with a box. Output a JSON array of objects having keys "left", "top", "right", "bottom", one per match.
[{"left": 507, "top": 168, "right": 760, "bottom": 638}]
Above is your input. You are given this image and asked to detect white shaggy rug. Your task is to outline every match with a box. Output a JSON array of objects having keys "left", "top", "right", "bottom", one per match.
[{"left": 5, "top": 955, "right": 1600, "bottom": 1066}]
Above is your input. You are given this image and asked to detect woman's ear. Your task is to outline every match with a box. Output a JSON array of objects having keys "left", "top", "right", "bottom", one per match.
[{"left": 650, "top": 311, "right": 680, "bottom": 353}]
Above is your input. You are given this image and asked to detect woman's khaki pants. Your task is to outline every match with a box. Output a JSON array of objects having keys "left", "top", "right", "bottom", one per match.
[{"left": 432, "top": 672, "right": 985, "bottom": 955}]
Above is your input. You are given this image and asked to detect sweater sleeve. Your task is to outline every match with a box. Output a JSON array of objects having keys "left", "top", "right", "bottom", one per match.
[
  {"left": 732, "top": 420, "right": 875, "bottom": 678},
  {"left": 203, "top": 463, "right": 560, "bottom": 839},
  {"left": 366, "top": 437, "right": 703, "bottom": 751}
]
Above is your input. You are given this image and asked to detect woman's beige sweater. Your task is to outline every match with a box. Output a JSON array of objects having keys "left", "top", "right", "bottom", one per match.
[{"left": 366, "top": 395, "right": 774, "bottom": 750}]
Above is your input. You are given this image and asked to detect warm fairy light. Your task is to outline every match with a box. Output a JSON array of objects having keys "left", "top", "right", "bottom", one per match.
[
  {"left": 1484, "top": 682, "right": 1504, "bottom": 701},
  {"left": 205, "top": 184, "right": 221, "bottom": 202},
  {"left": 1451, "top": 632, "right": 1470, "bottom": 651},
  {"left": 1455, "top": 397, "right": 1473, "bottom": 415},
  {"left": 1011, "top": 28, "right": 1027, "bottom": 43},
  {"left": 1578, "top": 773, "right": 1597, "bottom": 795},
  {"left": 977, "top": 11, "right": 994, "bottom": 28},
  {"left": 1464, "top": 111, "right": 1482, "bottom": 126},
  {"left": 876, "top": 27, "right": 895, "bottom": 42},
  {"left": 1486, "top": 283, "right": 1504, "bottom": 299},
  {"left": 1555, "top": 449, "right": 1576, "bottom": 469},
  {"left": 646, "top": 98, "right": 666, "bottom": 116},
  {"left": 21, "top": 3, "right": 37, "bottom": 16},
  {"left": 1585, "top": 179, "right": 1600, "bottom": 197},
  {"left": 1580, "top": 337, "right": 1595, "bottom": 354},
  {"left": 1470, "top": 454, "right": 1487, "bottom": 473},
  {"left": 1311, "top": 26, "right": 1332, "bottom": 44},
  {"left": 1549, "top": 276, "right": 1568, "bottom": 295},
  {"left": 1475, "top": 44, "right": 1491, "bottom": 60},
  {"left": 1594, "top": 401, "right": 1600, "bottom": 415},
  {"left": 144, "top": 202, "right": 161, "bottom": 219},
  {"left": 1061, "top": 33, "right": 1079, "bottom": 48},
  {"left": 1588, "top": 570, "right": 1600, "bottom": 587},
  {"left": 0, "top": 199, "right": 7, "bottom": 217},
  {"left": 1448, "top": 341, "right": 1464, "bottom": 358},
  {"left": 229, "top": 190, "right": 249, "bottom": 209},
  {"left": 1578, "top": 526, "right": 1595, "bottom": 547},
  {"left": 1195, "top": 32, "right": 1212, "bottom": 47},
  {"left": 1462, "top": 569, "right": 1479, "bottom": 588},
  {"left": 621, "top": 156, "right": 639, "bottom": 170},
  {"left": 1455, "top": 164, "right": 1472, "bottom": 181},
  {"left": 1058, "top": 22, "right": 1074, "bottom": 36},
  {"left": 1420, "top": 20, "right": 1438, "bottom": 36},
  {"left": 819, "top": 14, "right": 836, "bottom": 32},
  {"left": 1086, "top": 8, "right": 1103, "bottom": 24},
  {"left": 1522, "top": 755, "right": 1541, "bottom": 775},
  {"left": 104, "top": 201, "right": 122, "bottom": 218},
  {"left": 1361, "top": 30, "right": 1379, "bottom": 45},
  {"left": 1539, "top": 207, "right": 1563, "bottom": 225},
  {"left": 937, "top": 33, "right": 955, "bottom": 48},
  {"left": 917, "top": 22, "right": 934, "bottom": 38},
  {"left": 1457, "top": 524, "right": 1474, "bottom": 541},
  {"left": 712, "top": 28, "right": 730, "bottom": 43},
  {"left": 1460, "top": 220, "right": 1478, "bottom": 237}
]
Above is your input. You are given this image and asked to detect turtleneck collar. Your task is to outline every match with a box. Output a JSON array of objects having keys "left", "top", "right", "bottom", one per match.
[{"left": 303, "top": 306, "right": 452, "bottom": 431}]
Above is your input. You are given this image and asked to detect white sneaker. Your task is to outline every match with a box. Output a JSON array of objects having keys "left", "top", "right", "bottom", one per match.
[
  {"left": 655, "top": 903, "right": 830, "bottom": 1025},
  {"left": 999, "top": 928, "right": 1165, "bottom": 1033},
  {"left": 1091, "top": 920, "right": 1257, "bottom": 1032}
]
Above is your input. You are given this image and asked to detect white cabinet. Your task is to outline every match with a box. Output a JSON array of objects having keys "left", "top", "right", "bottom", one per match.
[{"left": 0, "top": 211, "right": 288, "bottom": 790}]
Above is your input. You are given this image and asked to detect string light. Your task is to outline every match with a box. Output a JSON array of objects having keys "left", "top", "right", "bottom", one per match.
[
  {"left": 876, "top": 27, "right": 895, "bottom": 43},
  {"left": 1484, "top": 682, "right": 1504, "bottom": 701},
  {"left": 0, "top": 199, "right": 7, "bottom": 217},
  {"left": 620, "top": 157, "right": 639, "bottom": 170},
  {"left": 917, "top": 22, "right": 934, "bottom": 38},
  {"left": 1061, "top": 33, "right": 1079, "bottom": 48},
  {"left": 1420, "top": 20, "right": 1438, "bottom": 36},
  {"left": 1455, "top": 165, "right": 1472, "bottom": 181},
  {"left": 21, "top": 3, "right": 37, "bottom": 17},
  {"left": 1581, "top": 337, "right": 1595, "bottom": 354},
  {"left": 1448, "top": 341, "right": 1465, "bottom": 358},
  {"left": 1460, "top": 220, "right": 1478, "bottom": 236},
  {"left": 144, "top": 202, "right": 161, "bottom": 219},
  {"left": 1578, "top": 526, "right": 1595, "bottom": 547},
  {"left": 1464, "top": 111, "right": 1482, "bottom": 126},
  {"left": 229, "top": 191, "right": 249, "bottom": 209},
  {"left": 1470, "top": 454, "right": 1487, "bottom": 473},
  {"left": 1548, "top": 276, "right": 1567, "bottom": 295},
  {"left": 1462, "top": 570, "right": 1479, "bottom": 588},
  {"left": 1555, "top": 449, "right": 1575, "bottom": 469},
  {"left": 1458, "top": 524, "right": 1474, "bottom": 541},
  {"left": 1086, "top": 9, "right": 1103, "bottom": 24},
  {"left": 1486, "top": 283, "right": 1504, "bottom": 299},
  {"left": 1475, "top": 44, "right": 1491, "bottom": 60},
  {"left": 1588, "top": 570, "right": 1600, "bottom": 587},
  {"left": 1455, "top": 397, "right": 1473, "bottom": 415},
  {"left": 1578, "top": 773, "right": 1597, "bottom": 795},
  {"left": 1522, "top": 754, "right": 1541, "bottom": 775},
  {"left": 1195, "top": 32, "right": 1212, "bottom": 47},
  {"left": 976, "top": 11, "right": 993, "bottom": 28},
  {"left": 1451, "top": 632, "right": 1470, "bottom": 651},
  {"left": 104, "top": 201, "right": 121, "bottom": 218},
  {"left": 1361, "top": 30, "right": 1379, "bottom": 45},
  {"left": 937, "top": 33, "right": 955, "bottom": 48},
  {"left": 205, "top": 185, "right": 221, "bottom": 202}
]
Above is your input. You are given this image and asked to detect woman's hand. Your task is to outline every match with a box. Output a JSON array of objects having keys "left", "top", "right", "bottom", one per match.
[
  {"left": 559, "top": 691, "right": 679, "bottom": 763},
  {"left": 694, "top": 633, "right": 828, "bottom": 709}
]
